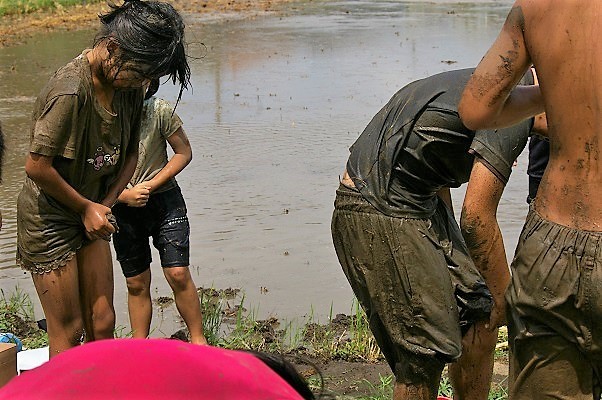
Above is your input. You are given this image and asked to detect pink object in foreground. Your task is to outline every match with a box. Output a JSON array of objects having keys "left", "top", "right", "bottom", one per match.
[
  {"left": 437, "top": 397, "right": 453, "bottom": 400},
  {"left": 0, "top": 339, "right": 304, "bottom": 399}
]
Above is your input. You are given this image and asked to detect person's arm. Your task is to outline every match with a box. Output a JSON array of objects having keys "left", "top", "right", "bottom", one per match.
[
  {"left": 459, "top": 2, "right": 544, "bottom": 130},
  {"left": 101, "top": 150, "right": 138, "bottom": 208},
  {"left": 25, "top": 153, "right": 114, "bottom": 240},
  {"left": 460, "top": 159, "right": 509, "bottom": 330},
  {"left": 139, "top": 127, "right": 192, "bottom": 193}
]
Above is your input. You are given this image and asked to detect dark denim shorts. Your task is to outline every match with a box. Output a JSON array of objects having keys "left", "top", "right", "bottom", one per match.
[{"left": 113, "top": 185, "right": 190, "bottom": 278}]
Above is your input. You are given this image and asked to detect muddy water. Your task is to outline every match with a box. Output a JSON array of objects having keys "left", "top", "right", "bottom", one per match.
[{"left": 0, "top": 0, "right": 524, "bottom": 335}]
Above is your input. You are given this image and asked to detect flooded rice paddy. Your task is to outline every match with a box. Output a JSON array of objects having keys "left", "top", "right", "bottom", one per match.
[{"left": 0, "top": 0, "right": 524, "bottom": 335}]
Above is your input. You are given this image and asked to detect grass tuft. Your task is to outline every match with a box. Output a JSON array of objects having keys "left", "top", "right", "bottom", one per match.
[{"left": 0, "top": 287, "right": 47, "bottom": 349}]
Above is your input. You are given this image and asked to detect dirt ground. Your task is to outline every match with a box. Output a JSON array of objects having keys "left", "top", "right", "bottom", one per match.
[
  {"left": 294, "top": 357, "right": 509, "bottom": 398},
  {"left": 0, "top": 0, "right": 296, "bottom": 47}
]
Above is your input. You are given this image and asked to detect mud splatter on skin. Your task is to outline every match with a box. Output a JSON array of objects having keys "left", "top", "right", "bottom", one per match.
[
  {"left": 461, "top": 212, "right": 489, "bottom": 266},
  {"left": 466, "top": 7, "right": 526, "bottom": 107},
  {"left": 565, "top": 29, "right": 572, "bottom": 44},
  {"left": 584, "top": 138, "right": 600, "bottom": 166},
  {"left": 561, "top": 185, "right": 569, "bottom": 195},
  {"left": 571, "top": 182, "right": 591, "bottom": 228}
]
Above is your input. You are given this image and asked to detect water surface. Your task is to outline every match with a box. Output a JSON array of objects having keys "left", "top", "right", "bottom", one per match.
[{"left": 0, "top": 0, "right": 524, "bottom": 335}]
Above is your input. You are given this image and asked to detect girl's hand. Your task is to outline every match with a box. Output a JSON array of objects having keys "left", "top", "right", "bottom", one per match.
[
  {"left": 118, "top": 184, "right": 151, "bottom": 207},
  {"left": 82, "top": 203, "right": 115, "bottom": 241}
]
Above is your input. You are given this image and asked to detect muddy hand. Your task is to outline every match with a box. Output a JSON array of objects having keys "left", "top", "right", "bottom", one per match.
[{"left": 82, "top": 202, "right": 115, "bottom": 241}]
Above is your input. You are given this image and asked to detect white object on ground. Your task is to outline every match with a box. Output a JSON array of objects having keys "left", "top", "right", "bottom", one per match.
[{"left": 17, "top": 347, "right": 49, "bottom": 374}]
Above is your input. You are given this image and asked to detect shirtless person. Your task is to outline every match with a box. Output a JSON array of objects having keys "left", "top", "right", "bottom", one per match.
[
  {"left": 332, "top": 68, "right": 543, "bottom": 400},
  {"left": 459, "top": 2, "right": 602, "bottom": 398}
]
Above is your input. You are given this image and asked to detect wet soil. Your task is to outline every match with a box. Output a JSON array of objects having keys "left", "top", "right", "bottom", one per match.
[
  {"left": 8, "top": 285, "right": 509, "bottom": 398},
  {"left": 0, "top": 0, "right": 295, "bottom": 47}
]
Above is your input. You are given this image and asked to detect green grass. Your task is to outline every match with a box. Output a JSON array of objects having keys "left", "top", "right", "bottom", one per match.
[
  {"left": 0, "top": 0, "right": 102, "bottom": 17},
  {"left": 301, "top": 300, "right": 383, "bottom": 363},
  {"left": 349, "top": 373, "right": 509, "bottom": 400},
  {"left": 2, "top": 287, "right": 510, "bottom": 399},
  {"left": 0, "top": 287, "right": 47, "bottom": 349},
  {"left": 356, "top": 374, "right": 394, "bottom": 400}
]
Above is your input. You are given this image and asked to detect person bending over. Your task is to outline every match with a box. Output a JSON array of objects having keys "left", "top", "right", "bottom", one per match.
[{"left": 332, "top": 68, "right": 544, "bottom": 400}]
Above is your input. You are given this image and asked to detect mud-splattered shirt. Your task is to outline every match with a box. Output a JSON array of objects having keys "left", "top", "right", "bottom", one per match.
[
  {"left": 127, "top": 97, "right": 183, "bottom": 194},
  {"left": 346, "top": 68, "right": 534, "bottom": 218},
  {"left": 16, "top": 50, "right": 143, "bottom": 272}
]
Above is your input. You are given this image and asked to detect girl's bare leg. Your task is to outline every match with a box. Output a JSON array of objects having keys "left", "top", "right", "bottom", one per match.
[
  {"left": 125, "top": 269, "right": 153, "bottom": 338},
  {"left": 164, "top": 266, "right": 207, "bottom": 344},
  {"left": 31, "top": 258, "right": 84, "bottom": 357},
  {"left": 77, "top": 239, "right": 115, "bottom": 341}
]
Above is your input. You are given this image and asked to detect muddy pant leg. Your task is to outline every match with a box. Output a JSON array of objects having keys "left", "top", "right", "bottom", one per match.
[
  {"left": 510, "top": 334, "right": 597, "bottom": 400},
  {"left": 331, "top": 187, "right": 457, "bottom": 388}
]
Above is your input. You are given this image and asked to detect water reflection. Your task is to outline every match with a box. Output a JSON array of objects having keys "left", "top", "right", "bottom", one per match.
[{"left": 0, "top": 0, "right": 522, "bottom": 333}]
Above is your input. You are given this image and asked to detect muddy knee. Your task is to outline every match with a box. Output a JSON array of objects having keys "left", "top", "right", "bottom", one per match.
[
  {"left": 65, "top": 322, "right": 86, "bottom": 346},
  {"left": 48, "top": 316, "right": 85, "bottom": 346},
  {"left": 164, "top": 267, "right": 191, "bottom": 292},
  {"left": 90, "top": 307, "right": 116, "bottom": 338},
  {"left": 126, "top": 274, "right": 150, "bottom": 297}
]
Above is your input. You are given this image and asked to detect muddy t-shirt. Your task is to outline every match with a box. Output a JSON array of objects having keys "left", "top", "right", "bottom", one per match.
[
  {"left": 346, "top": 68, "right": 533, "bottom": 218},
  {"left": 127, "top": 97, "right": 183, "bottom": 194},
  {"left": 16, "top": 51, "right": 143, "bottom": 271}
]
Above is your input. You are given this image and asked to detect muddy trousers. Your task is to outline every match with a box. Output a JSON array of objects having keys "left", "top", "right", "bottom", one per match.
[
  {"left": 507, "top": 207, "right": 602, "bottom": 400},
  {"left": 331, "top": 184, "right": 492, "bottom": 385}
]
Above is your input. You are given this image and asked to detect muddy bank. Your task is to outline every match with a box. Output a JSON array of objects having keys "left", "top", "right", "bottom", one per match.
[
  {"left": 0, "top": 0, "right": 296, "bottom": 47},
  {"left": 2, "top": 285, "right": 509, "bottom": 398}
]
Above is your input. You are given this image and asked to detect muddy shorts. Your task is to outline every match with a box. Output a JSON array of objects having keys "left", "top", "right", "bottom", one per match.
[
  {"left": 506, "top": 207, "right": 602, "bottom": 399},
  {"left": 112, "top": 185, "right": 190, "bottom": 278},
  {"left": 331, "top": 184, "right": 492, "bottom": 384},
  {"left": 16, "top": 177, "right": 85, "bottom": 273}
]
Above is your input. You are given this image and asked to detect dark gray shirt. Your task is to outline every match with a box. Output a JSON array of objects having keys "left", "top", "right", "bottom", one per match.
[{"left": 346, "top": 68, "right": 533, "bottom": 218}]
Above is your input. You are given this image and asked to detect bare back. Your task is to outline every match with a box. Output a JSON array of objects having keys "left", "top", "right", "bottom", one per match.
[
  {"left": 461, "top": 0, "right": 602, "bottom": 230},
  {"left": 525, "top": 1, "right": 602, "bottom": 230}
]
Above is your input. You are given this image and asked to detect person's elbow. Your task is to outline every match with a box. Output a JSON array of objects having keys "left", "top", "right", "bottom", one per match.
[
  {"left": 24, "top": 154, "right": 48, "bottom": 182},
  {"left": 458, "top": 97, "right": 491, "bottom": 131},
  {"left": 460, "top": 205, "right": 480, "bottom": 242}
]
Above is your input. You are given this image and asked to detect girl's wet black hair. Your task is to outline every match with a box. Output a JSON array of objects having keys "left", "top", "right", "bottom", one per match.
[
  {"left": 145, "top": 78, "right": 160, "bottom": 100},
  {"left": 246, "top": 350, "right": 325, "bottom": 400},
  {"left": 95, "top": 0, "right": 191, "bottom": 107}
]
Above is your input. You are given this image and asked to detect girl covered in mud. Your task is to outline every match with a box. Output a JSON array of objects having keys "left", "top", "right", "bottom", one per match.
[
  {"left": 111, "top": 79, "right": 207, "bottom": 344},
  {"left": 16, "top": 0, "right": 191, "bottom": 357}
]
